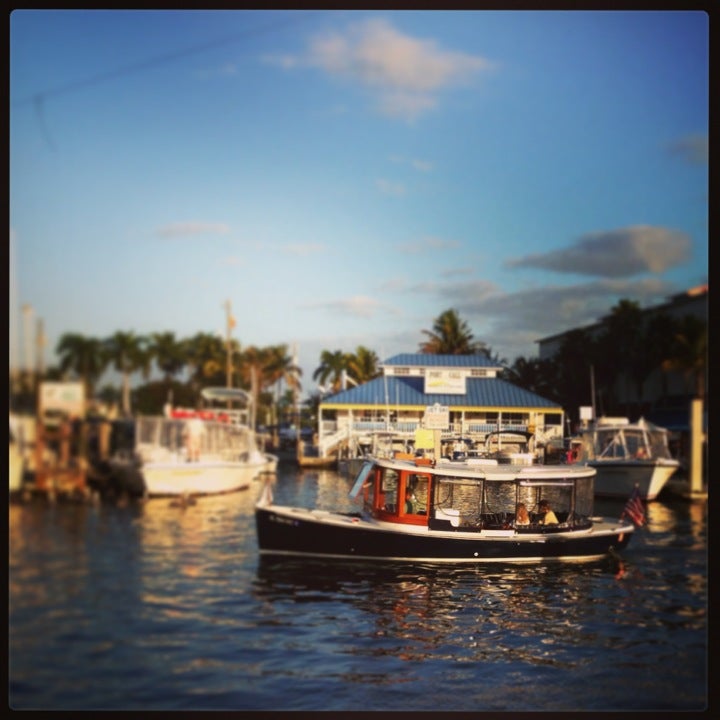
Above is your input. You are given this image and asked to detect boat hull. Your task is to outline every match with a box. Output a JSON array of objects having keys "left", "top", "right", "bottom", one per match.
[
  {"left": 589, "top": 459, "right": 679, "bottom": 501},
  {"left": 256, "top": 505, "right": 633, "bottom": 564},
  {"left": 142, "top": 458, "right": 271, "bottom": 497}
]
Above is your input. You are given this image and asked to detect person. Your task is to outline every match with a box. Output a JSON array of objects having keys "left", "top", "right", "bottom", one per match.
[
  {"left": 404, "top": 487, "right": 417, "bottom": 514},
  {"left": 515, "top": 502, "right": 530, "bottom": 526},
  {"left": 184, "top": 416, "right": 205, "bottom": 462},
  {"left": 538, "top": 499, "right": 558, "bottom": 525}
]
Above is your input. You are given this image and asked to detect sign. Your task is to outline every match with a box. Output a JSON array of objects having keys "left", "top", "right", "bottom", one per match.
[
  {"left": 39, "top": 381, "right": 85, "bottom": 418},
  {"left": 424, "top": 403, "right": 449, "bottom": 429},
  {"left": 424, "top": 369, "right": 466, "bottom": 394},
  {"left": 414, "top": 428, "right": 435, "bottom": 450}
]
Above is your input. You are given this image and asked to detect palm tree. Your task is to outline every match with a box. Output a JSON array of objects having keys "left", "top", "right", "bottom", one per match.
[
  {"left": 264, "top": 344, "right": 302, "bottom": 397},
  {"left": 148, "top": 331, "right": 187, "bottom": 383},
  {"left": 103, "top": 331, "right": 148, "bottom": 416},
  {"left": 238, "top": 345, "right": 282, "bottom": 428},
  {"left": 313, "top": 350, "right": 350, "bottom": 393},
  {"left": 184, "top": 332, "right": 230, "bottom": 389},
  {"left": 596, "top": 299, "right": 646, "bottom": 414},
  {"left": 503, "top": 355, "right": 558, "bottom": 400},
  {"left": 55, "top": 333, "right": 109, "bottom": 400},
  {"left": 662, "top": 315, "right": 707, "bottom": 398},
  {"left": 419, "top": 308, "right": 487, "bottom": 355},
  {"left": 346, "top": 345, "right": 381, "bottom": 385}
]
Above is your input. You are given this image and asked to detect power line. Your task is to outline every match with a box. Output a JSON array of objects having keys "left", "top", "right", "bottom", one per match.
[{"left": 13, "top": 11, "right": 318, "bottom": 108}]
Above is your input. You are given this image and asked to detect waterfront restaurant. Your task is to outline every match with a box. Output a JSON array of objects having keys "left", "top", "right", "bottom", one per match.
[{"left": 315, "top": 354, "right": 567, "bottom": 459}]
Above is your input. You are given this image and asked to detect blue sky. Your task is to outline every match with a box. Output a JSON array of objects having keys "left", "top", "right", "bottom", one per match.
[{"left": 9, "top": 9, "right": 709, "bottom": 396}]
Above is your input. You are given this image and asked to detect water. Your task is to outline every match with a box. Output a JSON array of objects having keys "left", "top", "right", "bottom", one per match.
[{"left": 8, "top": 464, "right": 708, "bottom": 711}]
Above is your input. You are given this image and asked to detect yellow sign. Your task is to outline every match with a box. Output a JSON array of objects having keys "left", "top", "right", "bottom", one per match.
[{"left": 414, "top": 428, "right": 435, "bottom": 449}]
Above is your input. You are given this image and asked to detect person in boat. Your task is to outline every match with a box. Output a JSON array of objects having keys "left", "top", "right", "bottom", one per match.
[
  {"left": 184, "top": 416, "right": 205, "bottom": 462},
  {"left": 404, "top": 486, "right": 417, "bottom": 514},
  {"left": 515, "top": 502, "right": 530, "bottom": 526},
  {"left": 538, "top": 499, "right": 558, "bottom": 525}
]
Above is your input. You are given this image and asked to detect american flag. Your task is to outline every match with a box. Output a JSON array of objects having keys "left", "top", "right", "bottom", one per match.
[{"left": 622, "top": 484, "right": 646, "bottom": 527}]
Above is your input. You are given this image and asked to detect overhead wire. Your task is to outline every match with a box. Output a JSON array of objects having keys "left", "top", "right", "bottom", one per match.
[{"left": 13, "top": 11, "right": 319, "bottom": 108}]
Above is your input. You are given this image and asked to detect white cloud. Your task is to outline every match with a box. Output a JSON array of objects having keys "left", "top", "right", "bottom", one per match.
[{"left": 273, "top": 17, "right": 493, "bottom": 121}]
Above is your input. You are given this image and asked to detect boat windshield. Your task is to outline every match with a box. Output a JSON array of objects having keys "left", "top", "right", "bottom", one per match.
[{"left": 349, "top": 461, "right": 374, "bottom": 499}]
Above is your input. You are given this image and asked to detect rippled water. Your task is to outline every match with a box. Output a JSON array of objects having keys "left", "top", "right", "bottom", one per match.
[{"left": 8, "top": 465, "right": 708, "bottom": 711}]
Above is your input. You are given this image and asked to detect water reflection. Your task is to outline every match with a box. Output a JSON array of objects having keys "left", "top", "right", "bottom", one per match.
[{"left": 253, "top": 557, "right": 628, "bottom": 670}]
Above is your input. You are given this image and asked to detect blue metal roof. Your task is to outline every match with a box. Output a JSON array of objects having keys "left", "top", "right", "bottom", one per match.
[
  {"left": 321, "top": 376, "right": 560, "bottom": 409},
  {"left": 382, "top": 353, "right": 500, "bottom": 368}
]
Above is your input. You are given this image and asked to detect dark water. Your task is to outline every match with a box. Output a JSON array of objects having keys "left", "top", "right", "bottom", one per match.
[{"left": 8, "top": 465, "right": 708, "bottom": 711}]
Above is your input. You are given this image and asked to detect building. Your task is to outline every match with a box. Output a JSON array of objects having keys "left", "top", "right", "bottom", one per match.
[
  {"left": 536, "top": 284, "right": 708, "bottom": 430},
  {"left": 316, "top": 353, "right": 567, "bottom": 459}
]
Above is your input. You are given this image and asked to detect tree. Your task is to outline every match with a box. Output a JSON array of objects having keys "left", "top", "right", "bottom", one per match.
[
  {"left": 55, "top": 333, "right": 108, "bottom": 400},
  {"left": 103, "top": 331, "right": 149, "bottom": 416},
  {"left": 313, "top": 350, "right": 351, "bottom": 393},
  {"left": 419, "top": 308, "right": 487, "bottom": 355},
  {"left": 346, "top": 345, "right": 381, "bottom": 385},
  {"left": 662, "top": 315, "right": 707, "bottom": 398},
  {"left": 596, "top": 299, "right": 646, "bottom": 413},
  {"left": 184, "top": 332, "right": 230, "bottom": 389},
  {"left": 148, "top": 331, "right": 186, "bottom": 383},
  {"left": 502, "top": 355, "right": 558, "bottom": 400},
  {"left": 239, "top": 345, "right": 277, "bottom": 428}
]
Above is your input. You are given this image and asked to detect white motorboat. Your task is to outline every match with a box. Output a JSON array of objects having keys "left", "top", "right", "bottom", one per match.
[
  {"left": 110, "top": 387, "right": 277, "bottom": 499},
  {"left": 571, "top": 416, "right": 680, "bottom": 501}
]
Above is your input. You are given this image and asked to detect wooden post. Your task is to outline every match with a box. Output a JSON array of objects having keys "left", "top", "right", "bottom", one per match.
[{"left": 689, "top": 398, "right": 705, "bottom": 497}]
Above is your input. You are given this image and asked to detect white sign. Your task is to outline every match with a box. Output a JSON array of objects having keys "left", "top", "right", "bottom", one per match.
[
  {"left": 579, "top": 406, "right": 594, "bottom": 421},
  {"left": 424, "top": 369, "right": 466, "bottom": 394},
  {"left": 424, "top": 403, "right": 449, "bottom": 429},
  {"left": 39, "top": 381, "right": 85, "bottom": 417}
]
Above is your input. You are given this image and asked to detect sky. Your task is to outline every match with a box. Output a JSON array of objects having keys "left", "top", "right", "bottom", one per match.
[{"left": 9, "top": 9, "right": 709, "bottom": 398}]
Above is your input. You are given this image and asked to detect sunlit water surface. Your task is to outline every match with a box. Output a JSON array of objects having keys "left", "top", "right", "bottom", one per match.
[{"left": 8, "top": 466, "right": 707, "bottom": 711}]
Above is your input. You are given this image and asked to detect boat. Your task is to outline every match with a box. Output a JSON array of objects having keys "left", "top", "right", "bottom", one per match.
[
  {"left": 255, "top": 453, "right": 635, "bottom": 564},
  {"left": 571, "top": 416, "right": 680, "bottom": 501},
  {"left": 108, "top": 387, "right": 278, "bottom": 499}
]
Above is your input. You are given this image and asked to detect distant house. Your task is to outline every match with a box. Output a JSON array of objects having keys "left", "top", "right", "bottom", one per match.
[{"left": 316, "top": 353, "right": 567, "bottom": 459}]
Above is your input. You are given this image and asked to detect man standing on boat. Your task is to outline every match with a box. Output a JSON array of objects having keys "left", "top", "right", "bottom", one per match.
[{"left": 184, "top": 415, "right": 205, "bottom": 462}]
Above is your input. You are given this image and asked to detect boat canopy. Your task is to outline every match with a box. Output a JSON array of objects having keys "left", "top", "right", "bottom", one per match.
[{"left": 200, "top": 387, "right": 252, "bottom": 405}]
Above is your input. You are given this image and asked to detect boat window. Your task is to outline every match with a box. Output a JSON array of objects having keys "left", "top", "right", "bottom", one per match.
[
  {"left": 406, "top": 473, "right": 429, "bottom": 514},
  {"left": 624, "top": 431, "right": 644, "bottom": 458},
  {"left": 380, "top": 468, "right": 399, "bottom": 511},
  {"left": 349, "top": 461, "right": 375, "bottom": 499},
  {"left": 434, "top": 476, "right": 483, "bottom": 523},
  {"left": 573, "top": 477, "right": 593, "bottom": 519},
  {"left": 483, "top": 481, "right": 517, "bottom": 516},
  {"left": 647, "top": 430, "right": 671, "bottom": 459}
]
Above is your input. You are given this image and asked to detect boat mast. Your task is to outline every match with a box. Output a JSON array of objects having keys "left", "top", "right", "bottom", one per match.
[{"left": 225, "top": 299, "right": 234, "bottom": 390}]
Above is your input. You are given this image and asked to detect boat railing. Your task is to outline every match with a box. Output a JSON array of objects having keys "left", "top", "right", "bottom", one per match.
[{"left": 135, "top": 416, "right": 256, "bottom": 462}]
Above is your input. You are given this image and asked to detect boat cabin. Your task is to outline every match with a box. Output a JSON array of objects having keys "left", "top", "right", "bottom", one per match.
[
  {"left": 349, "top": 457, "right": 594, "bottom": 533},
  {"left": 577, "top": 416, "right": 675, "bottom": 462}
]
